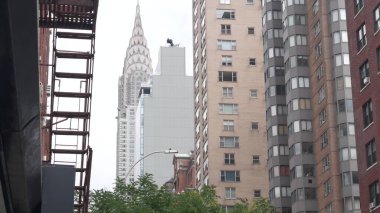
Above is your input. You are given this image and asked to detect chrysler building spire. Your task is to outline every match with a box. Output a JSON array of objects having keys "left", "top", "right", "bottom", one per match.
[{"left": 116, "top": 2, "right": 152, "bottom": 183}]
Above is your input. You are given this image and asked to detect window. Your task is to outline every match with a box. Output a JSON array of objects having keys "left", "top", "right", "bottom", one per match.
[
  {"left": 335, "top": 54, "right": 350, "bottom": 66},
  {"left": 336, "top": 76, "right": 352, "bottom": 90},
  {"left": 291, "top": 188, "right": 316, "bottom": 202},
  {"left": 219, "top": 104, "right": 238, "bottom": 114},
  {"left": 270, "top": 187, "right": 291, "bottom": 199},
  {"left": 337, "top": 99, "right": 353, "bottom": 113},
  {"left": 220, "top": 0, "right": 230, "bottom": 4},
  {"left": 221, "top": 170, "right": 240, "bottom": 182},
  {"left": 342, "top": 171, "right": 359, "bottom": 186},
  {"left": 315, "top": 42, "right": 322, "bottom": 58},
  {"left": 220, "top": 136, "right": 239, "bottom": 148},
  {"left": 217, "top": 40, "right": 236, "bottom": 50},
  {"left": 216, "top": 9, "right": 235, "bottom": 19},
  {"left": 223, "top": 87, "right": 233, "bottom": 97},
  {"left": 340, "top": 147, "right": 357, "bottom": 161},
  {"left": 333, "top": 31, "right": 348, "bottom": 44},
  {"left": 219, "top": 71, "right": 237, "bottom": 82},
  {"left": 283, "top": 15, "right": 306, "bottom": 28},
  {"left": 264, "top": 48, "right": 284, "bottom": 59},
  {"left": 266, "top": 85, "right": 285, "bottom": 97},
  {"left": 224, "top": 153, "right": 235, "bottom": 164},
  {"left": 322, "top": 156, "right": 330, "bottom": 172},
  {"left": 223, "top": 120, "right": 234, "bottom": 131},
  {"left": 285, "top": 55, "right": 308, "bottom": 69},
  {"left": 254, "top": 190, "right": 261, "bottom": 198},
  {"left": 288, "top": 120, "right": 312, "bottom": 134},
  {"left": 251, "top": 122, "right": 259, "bottom": 130},
  {"left": 248, "top": 27, "right": 255, "bottom": 34},
  {"left": 287, "top": 77, "right": 310, "bottom": 91},
  {"left": 250, "top": 89, "right": 257, "bottom": 98},
  {"left": 363, "top": 99, "right": 373, "bottom": 128},
  {"left": 265, "top": 66, "right": 284, "bottom": 80},
  {"left": 324, "top": 179, "right": 332, "bottom": 197},
  {"left": 369, "top": 181, "right": 380, "bottom": 208},
  {"left": 331, "top": 9, "right": 346, "bottom": 22},
  {"left": 252, "top": 155, "right": 260, "bottom": 164},
  {"left": 366, "top": 139, "right": 377, "bottom": 167},
  {"left": 289, "top": 142, "right": 313, "bottom": 156},
  {"left": 249, "top": 58, "right": 256, "bottom": 66},
  {"left": 269, "top": 145, "right": 289, "bottom": 157},
  {"left": 375, "top": 5, "right": 380, "bottom": 32},
  {"left": 321, "top": 131, "right": 328, "bottom": 149},
  {"left": 222, "top": 55, "right": 232, "bottom": 66},
  {"left": 318, "top": 86, "right": 325, "bottom": 103},
  {"left": 225, "top": 187, "right": 236, "bottom": 199},
  {"left": 263, "top": 28, "right": 283, "bottom": 40},
  {"left": 357, "top": 24, "right": 367, "bottom": 51},
  {"left": 354, "top": 0, "right": 363, "bottom": 14},
  {"left": 291, "top": 165, "right": 314, "bottom": 179},
  {"left": 319, "top": 109, "right": 326, "bottom": 125},
  {"left": 263, "top": 10, "right": 282, "bottom": 21},
  {"left": 268, "top": 125, "right": 288, "bottom": 136},
  {"left": 314, "top": 21, "right": 320, "bottom": 36},
  {"left": 325, "top": 203, "right": 333, "bottom": 213},
  {"left": 338, "top": 123, "right": 355, "bottom": 136},
  {"left": 286, "top": 35, "right": 307, "bottom": 47},
  {"left": 269, "top": 165, "right": 290, "bottom": 178},
  {"left": 360, "top": 60, "right": 370, "bottom": 88},
  {"left": 221, "top": 24, "right": 231, "bottom": 34},
  {"left": 288, "top": 98, "right": 311, "bottom": 111},
  {"left": 312, "top": 0, "right": 319, "bottom": 15}
]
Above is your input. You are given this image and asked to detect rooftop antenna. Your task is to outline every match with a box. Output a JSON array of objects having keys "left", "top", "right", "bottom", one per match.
[{"left": 167, "top": 38, "right": 174, "bottom": 46}]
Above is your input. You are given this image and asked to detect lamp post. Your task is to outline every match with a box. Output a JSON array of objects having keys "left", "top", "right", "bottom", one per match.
[{"left": 126, "top": 148, "right": 178, "bottom": 179}]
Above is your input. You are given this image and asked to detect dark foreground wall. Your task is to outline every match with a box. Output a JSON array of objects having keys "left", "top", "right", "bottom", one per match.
[{"left": 0, "top": 0, "right": 41, "bottom": 212}]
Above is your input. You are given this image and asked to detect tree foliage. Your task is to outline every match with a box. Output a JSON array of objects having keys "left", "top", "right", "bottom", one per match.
[
  {"left": 90, "top": 174, "right": 274, "bottom": 213},
  {"left": 90, "top": 174, "right": 223, "bottom": 213}
]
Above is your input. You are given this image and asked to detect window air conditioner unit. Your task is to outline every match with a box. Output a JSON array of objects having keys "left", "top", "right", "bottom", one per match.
[
  {"left": 369, "top": 202, "right": 376, "bottom": 209},
  {"left": 363, "top": 77, "right": 370, "bottom": 84}
]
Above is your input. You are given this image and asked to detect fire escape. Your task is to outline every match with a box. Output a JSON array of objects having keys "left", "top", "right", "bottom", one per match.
[{"left": 39, "top": 0, "right": 98, "bottom": 212}]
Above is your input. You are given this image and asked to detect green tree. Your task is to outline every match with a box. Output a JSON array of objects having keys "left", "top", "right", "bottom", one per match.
[
  {"left": 89, "top": 174, "right": 222, "bottom": 213},
  {"left": 232, "top": 197, "right": 275, "bottom": 213}
]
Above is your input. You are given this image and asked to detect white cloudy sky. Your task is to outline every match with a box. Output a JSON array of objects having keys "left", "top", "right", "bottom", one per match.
[{"left": 90, "top": 0, "right": 193, "bottom": 189}]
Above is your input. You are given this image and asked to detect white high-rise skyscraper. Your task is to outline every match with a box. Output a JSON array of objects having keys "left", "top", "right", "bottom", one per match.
[{"left": 116, "top": 2, "right": 152, "bottom": 183}]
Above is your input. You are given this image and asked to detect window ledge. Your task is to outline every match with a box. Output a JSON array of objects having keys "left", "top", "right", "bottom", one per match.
[
  {"left": 360, "top": 82, "right": 371, "bottom": 93},
  {"left": 354, "top": 7, "right": 364, "bottom": 19},
  {"left": 366, "top": 162, "right": 378, "bottom": 172},
  {"left": 370, "top": 204, "right": 380, "bottom": 212},
  {"left": 357, "top": 44, "right": 366, "bottom": 55},
  {"left": 374, "top": 28, "right": 380, "bottom": 36},
  {"left": 363, "top": 122, "right": 374, "bottom": 132}
]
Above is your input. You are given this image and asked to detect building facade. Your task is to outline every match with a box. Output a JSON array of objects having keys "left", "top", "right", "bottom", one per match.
[
  {"left": 192, "top": 0, "right": 269, "bottom": 209},
  {"left": 263, "top": 0, "right": 360, "bottom": 212},
  {"left": 345, "top": 0, "right": 380, "bottom": 212},
  {"left": 116, "top": 2, "right": 153, "bottom": 183},
  {"left": 135, "top": 46, "right": 194, "bottom": 186},
  {"left": 172, "top": 152, "right": 196, "bottom": 194}
]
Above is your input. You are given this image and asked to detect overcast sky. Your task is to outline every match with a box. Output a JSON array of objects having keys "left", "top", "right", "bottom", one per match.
[{"left": 90, "top": 0, "right": 193, "bottom": 189}]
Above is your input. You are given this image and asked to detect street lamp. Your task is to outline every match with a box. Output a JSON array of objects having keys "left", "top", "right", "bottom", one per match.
[{"left": 126, "top": 148, "right": 178, "bottom": 179}]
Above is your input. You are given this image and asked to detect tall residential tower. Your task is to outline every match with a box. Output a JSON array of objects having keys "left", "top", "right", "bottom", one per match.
[
  {"left": 345, "top": 0, "right": 380, "bottom": 212},
  {"left": 117, "top": 2, "right": 153, "bottom": 183},
  {"left": 192, "top": 0, "right": 268, "bottom": 209},
  {"left": 263, "top": 0, "right": 359, "bottom": 212}
]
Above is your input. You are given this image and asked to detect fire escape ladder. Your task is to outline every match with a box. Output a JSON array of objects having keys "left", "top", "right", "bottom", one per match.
[{"left": 39, "top": 0, "right": 98, "bottom": 212}]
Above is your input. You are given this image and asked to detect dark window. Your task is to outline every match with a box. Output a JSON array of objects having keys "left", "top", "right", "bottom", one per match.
[
  {"left": 216, "top": 10, "right": 235, "bottom": 19},
  {"left": 248, "top": 27, "right": 255, "bottom": 35},
  {"left": 337, "top": 99, "right": 353, "bottom": 113},
  {"left": 360, "top": 60, "right": 370, "bottom": 88},
  {"left": 321, "top": 131, "right": 328, "bottom": 149},
  {"left": 252, "top": 155, "right": 260, "bottom": 164},
  {"left": 219, "top": 71, "right": 237, "bottom": 82},
  {"left": 366, "top": 139, "right": 377, "bottom": 167},
  {"left": 374, "top": 5, "right": 380, "bottom": 32},
  {"left": 362, "top": 99, "right": 373, "bottom": 128},
  {"left": 354, "top": 0, "right": 363, "bottom": 14},
  {"left": 221, "top": 24, "right": 231, "bottom": 34},
  {"left": 251, "top": 122, "right": 259, "bottom": 130},
  {"left": 357, "top": 24, "right": 367, "bottom": 51},
  {"left": 249, "top": 58, "right": 256, "bottom": 66},
  {"left": 224, "top": 153, "right": 235, "bottom": 165},
  {"left": 254, "top": 190, "right": 261, "bottom": 198},
  {"left": 369, "top": 181, "right": 380, "bottom": 207},
  {"left": 221, "top": 170, "right": 240, "bottom": 182}
]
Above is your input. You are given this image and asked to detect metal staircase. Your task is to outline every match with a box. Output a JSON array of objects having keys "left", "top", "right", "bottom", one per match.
[{"left": 39, "top": 0, "right": 98, "bottom": 212}]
